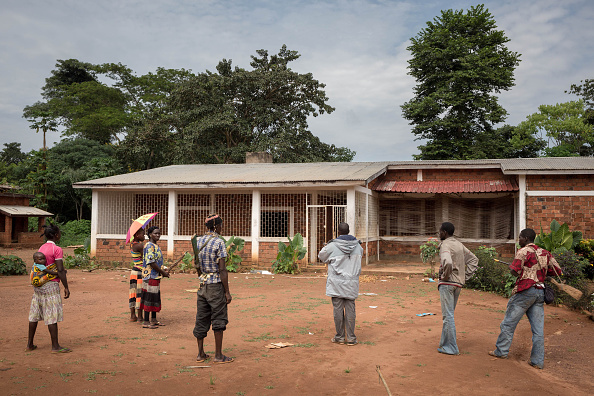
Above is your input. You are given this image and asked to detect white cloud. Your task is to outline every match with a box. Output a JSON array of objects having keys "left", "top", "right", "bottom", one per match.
[{"left": 1, "top": 0, "right": 593, "bottom": 161}]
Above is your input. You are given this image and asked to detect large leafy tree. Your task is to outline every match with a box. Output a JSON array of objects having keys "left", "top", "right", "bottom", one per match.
[
  {"left": 514, "top": 100, "right": 594, "bottom": 157},
  {"left": 401, "top": 4, "right": 521, "bottom": 160},
  {"left": 163, "top": 46, "right": 354, "bottom": 166}
]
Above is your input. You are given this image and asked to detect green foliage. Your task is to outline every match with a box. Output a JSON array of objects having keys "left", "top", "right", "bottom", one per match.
[
  {"left": 419, "top": 239, "right": 439, "bottom": 264},
  {"left": 0, "top": 255, "right": 27, "bottom": 275},
  {"left": 420, "top": 238, "right": 439, "bottom": 277},
  {"left": 552, "top": 250, "right": 590, "bottom": 310},
  {"left": 63, "top": 245, "right": 92, "bottom": 269},
  {"left": 177, "top": 252, "right": 194, "bottom": 272},
  {"left": 221, "top": 236, "right": 245, "bottom": 272},
  {"left": 574, "top": 239, "right": 594, "bottom": 280},
  {"left": 514, "top": 100, "right": 594, "bottom": 156},
  {"left": 0, "top": 142, "right": 26, "bottom": 165},
  {"left": 465, "top": 246, "right": 513, "bottom": 296},
  {"left": 271, "top": 233, "right": 307, "bottom": 274},
  {"left": 401, "top": 4, "right": 521, "bottom": 160},
  {"left": 58, "top": 219, "right": 91, "bottom": 247},
  {"left": 534, "top": 220, "right": 582, "bottom": 253}
]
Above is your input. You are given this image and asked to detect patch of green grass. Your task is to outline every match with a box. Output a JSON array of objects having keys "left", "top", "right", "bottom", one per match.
[
  {"left": 244, "top": 332, "right": 275, "bottom": 342},
  {"left": 360, "top": 341, "right": 375, "bottom": 345},
  {"left": 293, "top": 343, "right": 316, "bottom": 348},
  {"left": 568, "top": 348, "right": 577, "bottom": 352},
  {"left": 265, "top": 385, "right": 274, "bottom": 389},
  {"left": 210, "top": 374, "right": 216, "bottom": 385},
  {"left": 344, "top": 367, "right": 351, "bottom": 373},
  {"left": 374, "top": 321, "right": 386, "bottom": 325},
  {"left": 416, "top": 363, "right": 426, "bottom": 367}
]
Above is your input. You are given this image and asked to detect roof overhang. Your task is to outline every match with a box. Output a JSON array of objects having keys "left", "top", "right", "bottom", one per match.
[
  {"left": 372, "top": 179, "right": 519, "bottom": 194},
  {"left": 0, "top": 205, "right": 53, "bottom": 217}
]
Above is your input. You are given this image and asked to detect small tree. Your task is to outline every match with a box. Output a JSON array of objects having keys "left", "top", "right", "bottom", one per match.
[{"left": 420, "top": 239, "right": 439, "bottom": 278}]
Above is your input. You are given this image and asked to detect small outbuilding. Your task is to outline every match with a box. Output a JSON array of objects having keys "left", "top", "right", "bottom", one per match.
[
  {"left": 73, "top": 157, "right": 594, "bottom": 267},
  {"left": 0, "top": 185, "right": 53, "bottom": 247}
]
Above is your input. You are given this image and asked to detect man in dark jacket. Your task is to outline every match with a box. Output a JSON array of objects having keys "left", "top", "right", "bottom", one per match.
[{"left": 318, "top": 222, "right": 363, "bottom": 346}]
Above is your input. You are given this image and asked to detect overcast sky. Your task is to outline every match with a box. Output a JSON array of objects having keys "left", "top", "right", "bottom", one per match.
[{"left": 1, "top": 0, "right": 593, "bottom": 162}]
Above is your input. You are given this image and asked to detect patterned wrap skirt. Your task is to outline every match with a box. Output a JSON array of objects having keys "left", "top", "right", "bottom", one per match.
[
  {"left": 129, "top": 266, "right": 143, "bottom": 309},
  {"left": 28, "top": 282, "right": 63, "bottom": 325},
  {"left": 139, "top": 279, "right": 161, "bottom": 312}
]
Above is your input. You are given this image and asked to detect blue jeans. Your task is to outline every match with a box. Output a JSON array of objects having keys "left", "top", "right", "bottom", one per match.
[
  {"left": 494, "top": 287, "right": 545, "bottom": 368},
  {"left": 438, "top": 285, "right": 461, "bottom": 355}
]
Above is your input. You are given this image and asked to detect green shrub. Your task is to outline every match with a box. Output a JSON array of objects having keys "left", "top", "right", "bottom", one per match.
[
  {"left": 551, "top": 250, "right": 590, "bottom": 310},
  {"left": 272, "top": 233, "right": 307, "bottom": 274},
  {"left": 574, "top": 239, "right": 594, "bottom": 280},
  {"left": 465, "top": 246, "right": 511, "bottom": 296},
  {"left": 0, "top": 255, "right": 28, "bottom": 275},
  {"left": 221, "top": 236, "right": 245, "bottom": 273},
  {"left": 420, "top": 238, "right": 439, "bottom": 277},
  {"left": 63, "top": 241, "right": 92, "bottom": 269},
  {"left": 177, "top": 252, "right": 194, "bottom": 272},
  {"left": 58, "top": 219, "right": 91, "bottom": 247}
]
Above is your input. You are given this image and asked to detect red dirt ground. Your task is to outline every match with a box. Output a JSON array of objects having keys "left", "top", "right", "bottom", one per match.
[{"left": 1, "top": 249, "right": 593, "bottom": 395}]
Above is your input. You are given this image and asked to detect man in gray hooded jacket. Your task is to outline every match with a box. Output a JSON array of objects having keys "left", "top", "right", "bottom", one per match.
[{"left": 318, "top": 222, "right": 362, "bottom": 346}]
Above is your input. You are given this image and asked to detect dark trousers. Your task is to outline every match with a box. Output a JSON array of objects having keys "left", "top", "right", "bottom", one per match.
[{"left": 193, "top": 283, "right": 228, "bottom": 339}]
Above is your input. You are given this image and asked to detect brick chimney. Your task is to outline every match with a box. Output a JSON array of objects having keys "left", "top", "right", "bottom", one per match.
[{"left": 245, "top": 152, "right": 273, "bottom": 164}]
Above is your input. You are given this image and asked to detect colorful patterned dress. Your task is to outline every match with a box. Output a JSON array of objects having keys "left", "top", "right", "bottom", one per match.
[
  {"left": 139, "top": 241, "right": 164, "bottom": 312},
  {"left": 128, "top": 244, "right": 143, "bottom": 310}
]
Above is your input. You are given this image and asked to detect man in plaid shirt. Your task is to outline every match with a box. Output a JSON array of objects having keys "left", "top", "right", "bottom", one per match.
[{"left": 192, "top": 214, "right": 233, "bottom": 364}]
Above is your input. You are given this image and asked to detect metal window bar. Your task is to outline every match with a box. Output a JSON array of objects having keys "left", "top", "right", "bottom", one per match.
[
  {"left": 97, "top": 191, "right": 169, "bottom": 235},
  {"left": 260, "top": 192, "right": 308, "bottom": 238}
]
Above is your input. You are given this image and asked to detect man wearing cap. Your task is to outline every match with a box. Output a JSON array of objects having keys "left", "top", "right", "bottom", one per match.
[{"left": 192, "top": 214, "right": 233, "bottom": 364}]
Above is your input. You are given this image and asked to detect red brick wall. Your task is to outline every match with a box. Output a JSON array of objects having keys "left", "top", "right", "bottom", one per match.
[
  {"left": 527, "top": 175, "right": 594, "bottom": 191},
  {"left": 379, "top": 240, "right": 515, "bottom": 262},
  {"left": 526, "top": 196, "right": 594, "bottom": 236},
  {"left": 360, "top": 240, "right": 379, "bottom": 264},
  {"left": 0, "top": 196, "right": 30, "bottom": 205}
]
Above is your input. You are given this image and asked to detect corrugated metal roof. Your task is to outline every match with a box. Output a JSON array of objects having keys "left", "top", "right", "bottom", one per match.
[
  {"left": 73, "top": 162, "right": 391, "bottom": 187},
  {"left": 372, "top": 179, "right": 518, "bottom": 193},
  {"left": 385, "top": 157, "right": 594, "bottom": 171},
  {"left": 0, "top": 205, "right": 53, "bottom": 217},
  {"left": 72, "top": 157, "right": 594, "bottom": 189}
]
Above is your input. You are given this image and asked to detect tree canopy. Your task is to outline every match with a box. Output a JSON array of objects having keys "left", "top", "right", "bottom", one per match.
[
  {"left": 401, "top": 4, "right": 521, "bottom": 160},
  {"left": 23, "top": 47, "right": 353, "bottom": 171}
]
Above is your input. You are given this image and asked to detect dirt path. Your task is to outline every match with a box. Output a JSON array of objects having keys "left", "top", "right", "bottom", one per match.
[{"left": 1, "top": 269, "right": 592, "bottom": 395}]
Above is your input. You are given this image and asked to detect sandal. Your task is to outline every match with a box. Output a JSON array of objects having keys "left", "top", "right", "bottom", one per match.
[
  {"left": 196, "top": 354, "right": 210, "bottom": 363},
  {"left": 143, "top": 324, "right": 158, "bottom": 329},
  {"left": 150, "top": 321, "right": 166, "bottom": 326},
  {"left": 214, "top": 356, "right": 234, "bottom": 364},
  {"left": 51, "top": 347, "right": 72, "bottom": 354},
  {"left": 25, "top": 345, "right": 37, "bottom": 352}
]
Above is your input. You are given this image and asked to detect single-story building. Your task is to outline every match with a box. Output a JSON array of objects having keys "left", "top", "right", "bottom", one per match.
[
  {"left": 0, "top": 185, "right": 53, "bottom": 247},
  {"left": 73, "top": 157, "right": 594, "bottom": 267}
]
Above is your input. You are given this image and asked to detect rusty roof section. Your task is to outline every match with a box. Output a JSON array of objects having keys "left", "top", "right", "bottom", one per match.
[{"left": 372, "top": 179, "right": 519, "bottom": 193}]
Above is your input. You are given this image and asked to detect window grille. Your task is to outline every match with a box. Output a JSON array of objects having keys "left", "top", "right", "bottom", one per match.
[
  {"left": 379, "top": 195, "right": 514, "bottom": 239},
  {"left": 355, "top": 191, "right": 367, "bottom": 238},
  {"left": 177, "top": 194, "right": 211, "bottom": 236},
  {"left": 368, "top": 194, "right": 379, "bottom": 238},
  {"left": 97, "top": 191, "right": 169, "bottom": 235},
  {"left": 215, "top": 193, "right": 251, "bottom": 237},
  {"left": 261, "top": 192, "right": 308, "bottom": 238}
]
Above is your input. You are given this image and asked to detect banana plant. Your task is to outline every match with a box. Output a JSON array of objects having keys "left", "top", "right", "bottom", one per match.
[
  {"left": 271, "top": 233, "right": 307, "bottom": 274},
  {"left": 535, "top": 220, "right": 582, "bottom": 253}
]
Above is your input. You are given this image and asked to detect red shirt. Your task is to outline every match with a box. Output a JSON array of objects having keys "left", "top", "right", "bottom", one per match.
[{"left": 510, "top": 243, "right": 562, "bottom": 294}]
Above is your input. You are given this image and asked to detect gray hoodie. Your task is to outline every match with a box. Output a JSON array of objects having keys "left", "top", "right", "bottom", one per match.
[{"left": 318, "top": 235, "right": 363, "bottom": 300}]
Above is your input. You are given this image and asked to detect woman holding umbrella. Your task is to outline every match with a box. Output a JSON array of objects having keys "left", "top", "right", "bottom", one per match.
[
  {"left": 128, "top": 228, "right": 145, "bottom": 322},
  {"left": 139, "top": 226, "right": 169, "bottom": 329},
  {"left": 126, "top": 212, "right": 157, "bottom": 323}
]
